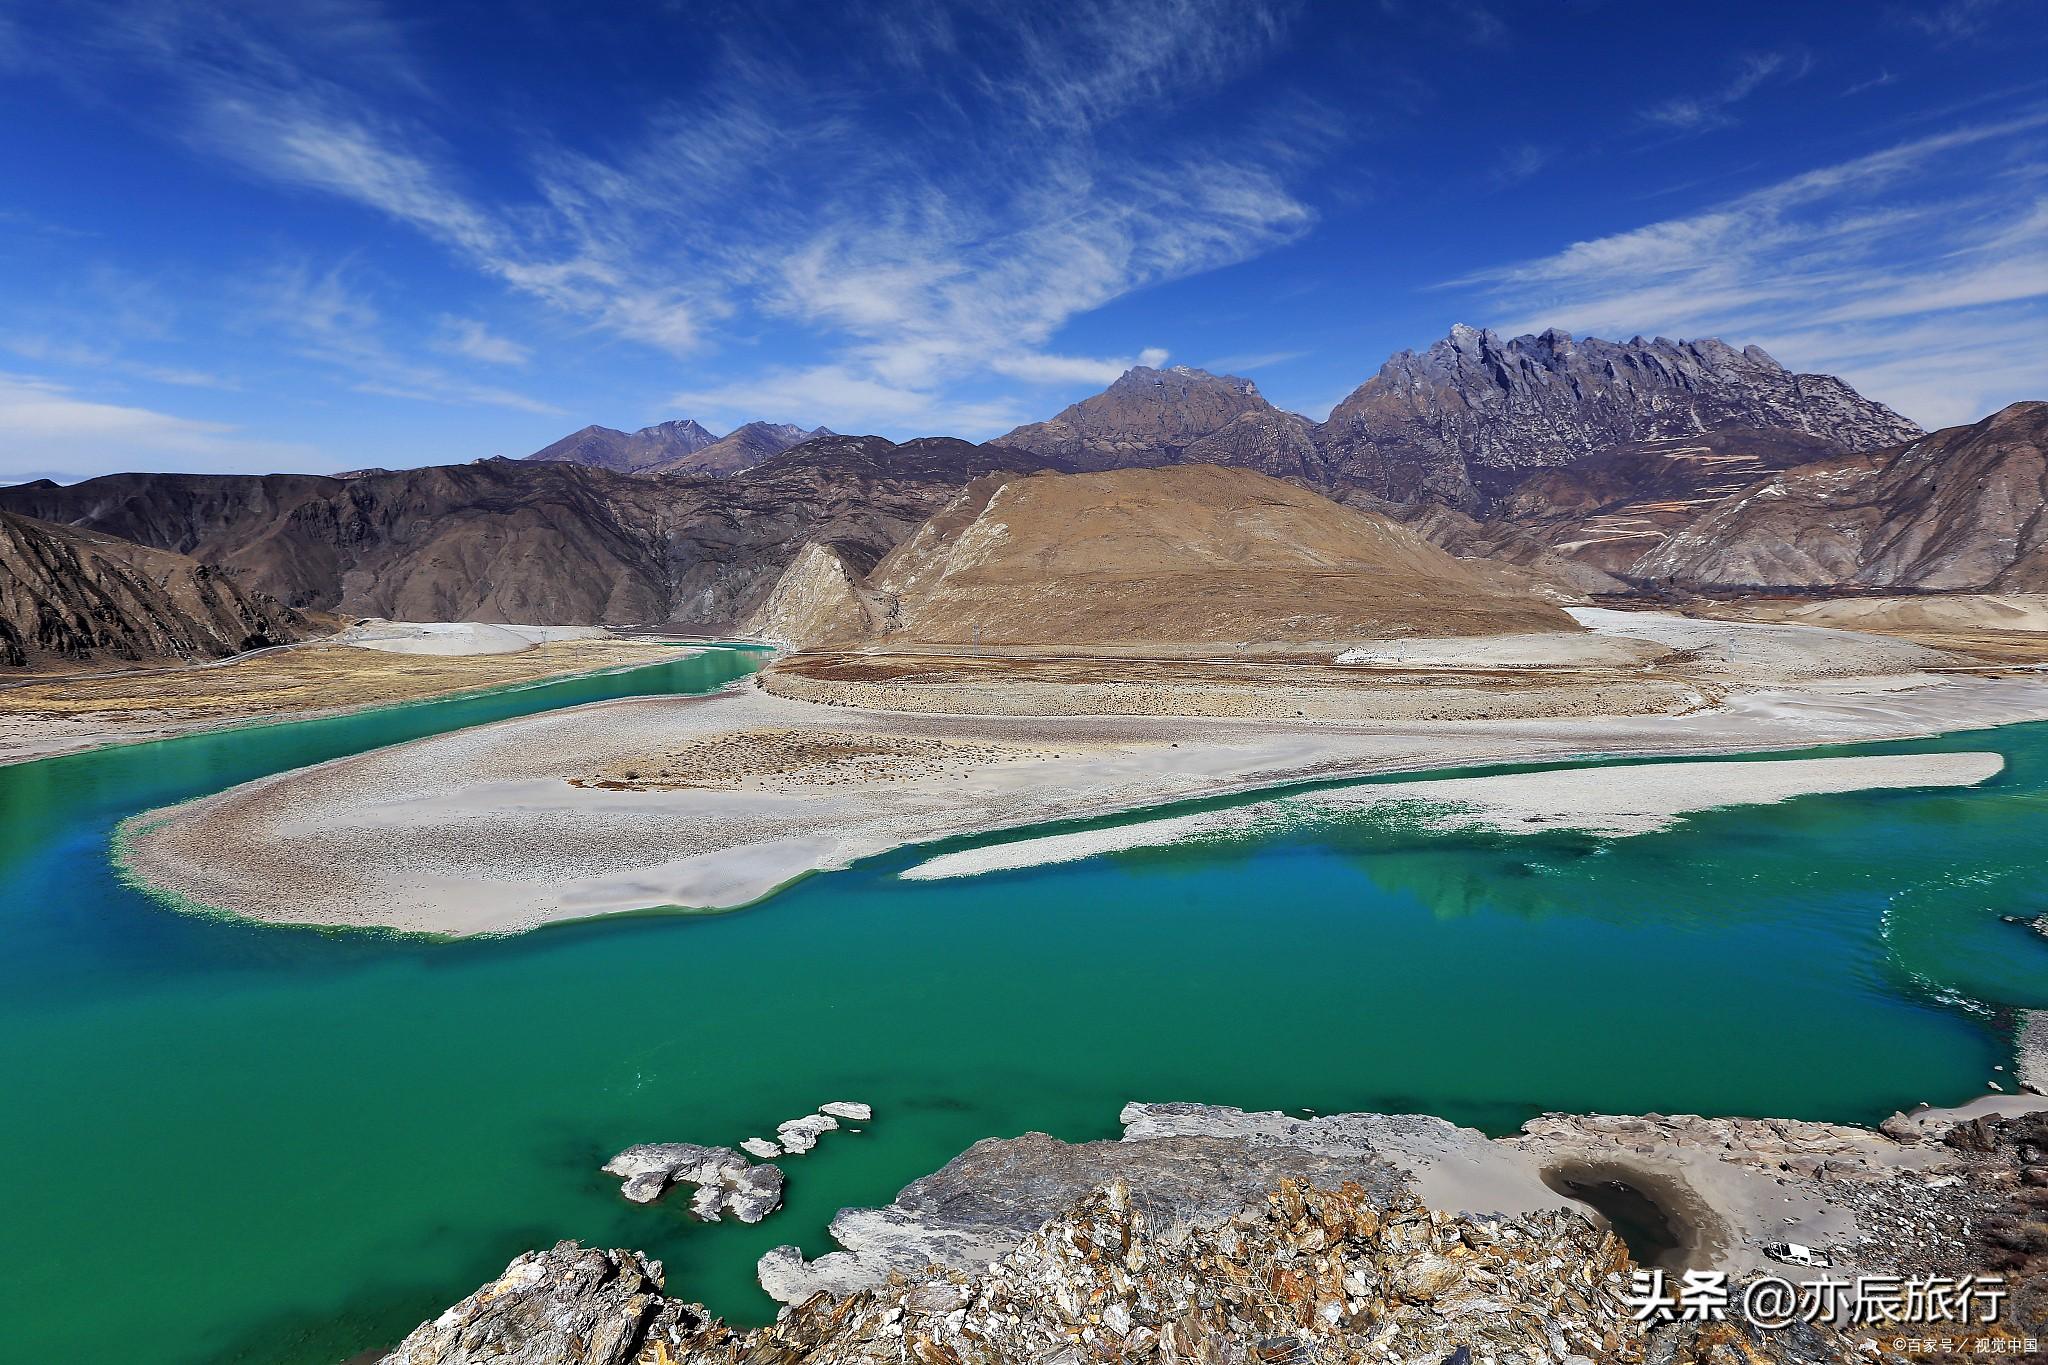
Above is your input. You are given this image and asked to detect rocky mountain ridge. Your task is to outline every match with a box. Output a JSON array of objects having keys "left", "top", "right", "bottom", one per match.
[
  {"left": 998, "top": 365, "right": 1277, "bottom": 471},
  {"left": 993, "top": 329, "right": 1922, "bottom": 518}
]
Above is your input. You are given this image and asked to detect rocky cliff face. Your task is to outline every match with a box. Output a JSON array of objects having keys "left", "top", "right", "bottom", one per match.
[
  {"left": 1634, "top": 402, "right": 2048, "bottom": 591},
  {"left": 740, "top": 542, "right": 882, "bottom": 646},
  {"left": 998, "top": 366, "right": 1277, "bottom": 470},
  {"left": 523, "top": 420, "right": 719, "bottom": 473},
  {"left": 0, "top": 438, "right": 1073, "bottom": 630},
  {"left": 0, "top": 510, "right": 311, "bottom": 669},
  {"left": 1316, "top": 326, "right": 1923, "bottom": 511}
]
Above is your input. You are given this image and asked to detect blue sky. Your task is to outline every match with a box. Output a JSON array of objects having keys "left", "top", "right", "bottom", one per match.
[{"left": 1, "top": 0, "right": 2044, "bottom": 481}]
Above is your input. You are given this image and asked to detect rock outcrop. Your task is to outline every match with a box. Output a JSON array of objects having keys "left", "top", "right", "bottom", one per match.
[
  {"left": 760, "top": 1097, "right": 2044, "bottom": 1307},
  {"left": 774, "top": 1113, "right": 840, "bottom": 1155},
  {"left": 756, "top": 1115, "right": 1417, "bottom": 1305},
  {"left": 0, "top": 510, "right": 312, "bottom": 669},
  {"left": 1635, "top": 401, "right": 2048, "bottom": 592},
  {"left": 739, "top": 543, "right": 882, "bottom": 647},
  {"left": 375, "top": 1241, "right": 705, "bottom": 1365},
  {"left": 381, "top": 1100, "right": 2048, "bottom": 1365},
  {"left": 600, "top": 1144, "right": 783, "bottom": 1223},
  {"left": 819, "top": 1101, "right": 871, "bottom": 1121}
]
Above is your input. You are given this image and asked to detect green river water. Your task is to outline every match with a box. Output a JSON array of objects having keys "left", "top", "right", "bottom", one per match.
[{"left": 1, "top": 646, "right": 2044, "bottom": 1363}]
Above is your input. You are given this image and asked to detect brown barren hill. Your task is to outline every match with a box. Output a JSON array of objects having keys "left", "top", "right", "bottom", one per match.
[
  {"left": 1635, "top": 401, "right": 2048, "bottom": 592},
  {"left": 758, "top": 465, "right": 1575, "bottom": 654},
  {"left": 0, "top": 510, "right": 312, "bottom": 670}
]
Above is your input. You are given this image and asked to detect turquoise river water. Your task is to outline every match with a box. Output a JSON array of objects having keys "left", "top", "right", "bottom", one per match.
[{"left": 1, "top": 646, "right": 2044, "bottom": 1363}]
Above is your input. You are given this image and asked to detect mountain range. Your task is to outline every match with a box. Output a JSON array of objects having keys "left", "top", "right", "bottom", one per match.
[
  {"left": 0, "top": 436, "right": 1074, "bottom": 637},
  {"left": 523, "top": 419, "right": 833, "bottom": 476},
  {"left": 2, "top": 326, "right": 2040, "bottom": 658}
]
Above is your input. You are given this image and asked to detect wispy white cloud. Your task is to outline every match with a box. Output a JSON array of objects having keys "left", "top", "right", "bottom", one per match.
[
  {"left": 1898, "top": 0, "right": 2020, "bottom": 42},
  {"left": 0, "top": 372, "right": 314, "bottom": 479},
  {"left": 1843, "top": 68, "right": 1898, "bottom": 97},
  {"left": 3, "top": 336, "right": 240, "bottom": 391},
  {"left": 1489, "top": 144, "right": 1553, "bottom": 187},
  {"left": 433, "top": 316, "right": 531, "bottom": 367},
  {"left": 1450, "top": 111, "right": 2048, "bottom": 427},
  {"left": 989, "top": 347, "right": 1172, "bottom": 386},
  {"left": 670, "top": 365, "right": 1026, "bottom": 437},
  {"left": 45, "top": 0, "right": 1327, "bottom": 432},
  {"left": 869, "top": 0, "right": 1302, "bottom": 133},
  {"left": 2, "top": 265, "right": 244, "bottom": 391},
  {"left": 254, "top": 265, "right": 562, "bottom": 415},
  {"left": 1199, "top": 349, "right": 1308, "bottom": 373},
  {"left": 1641, "top": 52, "right": 1800, "bottom": 132}
]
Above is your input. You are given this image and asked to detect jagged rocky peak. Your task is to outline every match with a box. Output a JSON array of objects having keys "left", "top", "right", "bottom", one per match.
[
  {"left": 521, "top": 417, "right": 844, "bottom": 477},
  {"left": 645, "top": 418, "right": 716, "bottom": 442},
  {"left": 1319, "top": 324, "right": 1924, "bottom": 509}
]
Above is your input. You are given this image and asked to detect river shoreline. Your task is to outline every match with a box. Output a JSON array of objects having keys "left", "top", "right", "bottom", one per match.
[{"left": 0, "top": 640, "right": 714, "bottom": 766}]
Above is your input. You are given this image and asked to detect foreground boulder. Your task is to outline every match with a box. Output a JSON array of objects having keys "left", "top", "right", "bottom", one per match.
[
  {"left": 381, "top": 1180, "right": 1901, "bottom": 1365},
  {"left": 375, "top": 1242, "right": 705, "bottom": 1365}
]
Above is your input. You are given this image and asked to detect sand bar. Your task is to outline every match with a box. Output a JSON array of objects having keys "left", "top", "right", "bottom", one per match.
[
  {"left": 900, "top": 752, "right": 2005, "bottom": 880},
  {"left": 115, "top": 660, "right": 2048, "bottom": 935}
]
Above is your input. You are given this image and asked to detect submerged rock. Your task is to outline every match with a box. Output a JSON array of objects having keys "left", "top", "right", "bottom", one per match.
[
  {"left": 774, "top": 1113, "right": 839, "bottom": 1154},
  {"left": 601, "top": 1143, "right": 783, "bottom": 1223}
]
